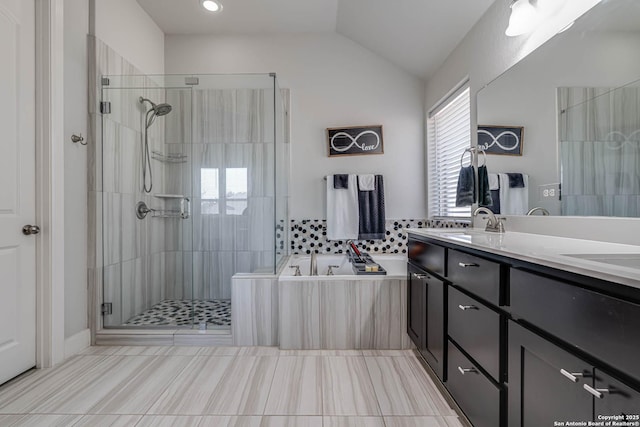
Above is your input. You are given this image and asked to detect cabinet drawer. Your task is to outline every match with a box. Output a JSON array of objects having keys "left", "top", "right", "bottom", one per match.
[
  {"left": 448, "top": 286, "right": 501, "bottom": 381},
  {"left": 408, "top": 238, "right": 445, "bottom": 276},
  {"left": 448, "top": 249, "right": 501, "bottom": 305},
  {"left": 511, "top": 268, "right": 640, "bottom": 384},
  {"left": 447, "top": 340, "right": 501, "bottom": 427}
]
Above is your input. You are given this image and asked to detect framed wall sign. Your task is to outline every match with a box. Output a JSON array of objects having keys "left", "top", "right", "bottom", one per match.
[
  {"left": 327, "top": 125, "right": 384, "bottom": 157},
  {"left": 477, "top": 125, "right": 524, "bottom": 156}
]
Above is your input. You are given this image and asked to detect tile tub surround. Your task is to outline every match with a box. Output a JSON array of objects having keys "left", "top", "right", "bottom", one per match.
[
  {"left": 409, "top": 228, "right": 640, "bottom": 289},
  {"left": 278, "top": 254, "right": 410, "bottom": 350},
  {"left": 290, "top": 219, "right": 468, "bottom": 255},
  {"left": 0, "top": 347, "right": 462, "bottom": 426}
]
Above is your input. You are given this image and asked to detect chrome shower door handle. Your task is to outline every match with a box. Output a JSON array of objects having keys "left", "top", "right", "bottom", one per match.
[{"left": 180, "top": 198, "right": 191, "bottom": 219}]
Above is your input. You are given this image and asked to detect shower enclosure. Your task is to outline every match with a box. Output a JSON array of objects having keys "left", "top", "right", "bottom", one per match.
[{"left": 100, "top": 74, "right": 289, "bottom": 329}]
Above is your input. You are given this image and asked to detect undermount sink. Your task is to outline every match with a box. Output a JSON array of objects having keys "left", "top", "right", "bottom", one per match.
[{"left": 563, "top": 253, "right": 640, "bottom": 269}]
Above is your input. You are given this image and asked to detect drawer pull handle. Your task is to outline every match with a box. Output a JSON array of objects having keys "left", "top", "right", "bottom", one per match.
[
  {"left": 458, "top": 262, "right": 479, "bottom": 268},
  {"left": 412, "top": 273, "right": 428, "bottom": 279},
  {"left": 583, "top": 384, "right": 609, "bottom": 399},
  {"left": 458, "top": 304, "right": 478, "bottom": 311},
  {"left": 458, "top": 366, "right": 477, "bottom": 375},
  {"left": 560, "top": 369, "right": 584, "bottom": 383}
]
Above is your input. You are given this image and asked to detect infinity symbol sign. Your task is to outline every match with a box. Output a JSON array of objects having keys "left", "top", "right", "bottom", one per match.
[
  {"left": 478, "top": 129, "right": 520, "bottom": 152},
  {"left": 330, "top": 130, "right": 381, "bottom": 152}
]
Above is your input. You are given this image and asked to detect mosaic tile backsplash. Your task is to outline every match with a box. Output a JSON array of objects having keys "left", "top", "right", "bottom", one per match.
[{"left": 290, "top": 219, "right": 469, "bottom": 255}]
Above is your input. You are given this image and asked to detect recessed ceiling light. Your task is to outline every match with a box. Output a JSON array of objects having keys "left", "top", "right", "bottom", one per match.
[{"left": 202, "top": 0, "right": 222, "bottom": 13}]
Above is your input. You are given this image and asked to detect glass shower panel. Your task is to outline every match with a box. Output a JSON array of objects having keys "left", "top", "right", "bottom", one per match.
[
  {"left": 101, "top": 73, "right": 287, "bottom": 330},
  {"left": 101, "top": 76, "right": 194, "bottom": 327}
]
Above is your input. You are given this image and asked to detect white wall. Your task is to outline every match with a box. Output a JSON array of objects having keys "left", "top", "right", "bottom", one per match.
[
  {"left": 64, "top": 0, "right": 89, "bottom": 339},
  {"left": 165, "top": 33, "right": 426, "bottom": 220},
  {"left": 425, "top": 0, "right": 640, "bottom": 245},
  {"left": 93, "top": 0, "right": 165, "bottom": 74}
]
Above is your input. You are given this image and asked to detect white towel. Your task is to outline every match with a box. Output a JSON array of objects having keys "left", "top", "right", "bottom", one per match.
[
  {"left": 358, "top": 174, "right": 375, "bottom": 191},
  {"left": 327, "top": 174, "right": 359, "bottom": 240},
  {"left": 488, "top": 173, "right": 500, "bottom": 191},
  {"left": 498, "top": 173, "right": 529, "bottom": 215}
]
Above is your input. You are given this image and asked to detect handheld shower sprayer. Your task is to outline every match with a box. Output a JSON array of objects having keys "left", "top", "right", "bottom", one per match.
[{"left": 139, "top": 96, "right": 173, "bottom": 193}]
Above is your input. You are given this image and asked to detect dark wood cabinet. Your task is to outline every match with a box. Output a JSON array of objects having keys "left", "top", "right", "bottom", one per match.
[
  {"left": 407, "top": 262, "right": 445, "bottom": 380},
  {"left": 408, "top": 233, "right": 640, "bottom": 427},
  {"left": 508, "top": 321, "right": 593, "bottom": 427},
  {"left": 509, "top": 321, "right": 640, "bottom": 427},
  {"left": 593, "top": 369, "right": 640, "bottom": 418},
  {"left": 407, "top": 263, "right": 426, "bottom": 348}
]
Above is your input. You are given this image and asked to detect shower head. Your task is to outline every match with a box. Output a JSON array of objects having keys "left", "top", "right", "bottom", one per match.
[{"left": 139, "top": 96, "right": 172, "bottom": 117}]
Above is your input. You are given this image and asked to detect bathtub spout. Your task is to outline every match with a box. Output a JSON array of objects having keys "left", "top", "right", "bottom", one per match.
[{"left": 310, "top": 252, "right": 318, "bottom": 276}]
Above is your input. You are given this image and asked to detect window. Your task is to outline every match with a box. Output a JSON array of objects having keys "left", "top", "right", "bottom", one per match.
[
  {"left": 200, "top": 167, "right": 248, "bottom": 215},
  {"left": 427, "top": 86, "right": 471, "bottom": 218}
]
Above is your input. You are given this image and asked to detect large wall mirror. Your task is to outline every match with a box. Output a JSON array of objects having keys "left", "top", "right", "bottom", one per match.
[{"left": 477, "top": 0, "right": 640, "bottom": 217}]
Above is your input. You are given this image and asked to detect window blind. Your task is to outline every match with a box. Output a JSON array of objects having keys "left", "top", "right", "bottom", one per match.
[{"left": 427, "top": 86, "right": 471, "bottom": 218}]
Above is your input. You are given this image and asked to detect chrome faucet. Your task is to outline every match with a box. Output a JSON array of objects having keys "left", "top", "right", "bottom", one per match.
[
  {"left": 310, "top": 252, "right": 318, "bottom": 276},
  {"left": 527, "top": 207, "right": 550, "bottom": 216},
  {"left": 472, "top": 207, "right": 506, "bottom": 233}
]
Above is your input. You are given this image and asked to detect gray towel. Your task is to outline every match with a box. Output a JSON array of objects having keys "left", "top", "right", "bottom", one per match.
[
  {"left": 478, "top": 165, "right": 493, "bottom": 207},
  {"left": 507, "top": 173, "right": 525, "bottom": 188},
  {"left": 358, "top": 175, "right": 385, "bottom": 240},
  {"left": 456, "top": 166, "right": 475, "bottom": 207},
  {"left": 334, "top": 174, "right": 349, "bottom": 189}
]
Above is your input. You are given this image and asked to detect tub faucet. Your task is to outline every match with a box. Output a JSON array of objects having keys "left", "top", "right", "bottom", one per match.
[
  {"left": 310, "top": 252, "right": 318, "bottom": 276},
  {"left": 527, "top": 207, "right": 550, "bottom": 216},
  {"left": 472, "top": 207, "right": 506, "bottom": 233}
]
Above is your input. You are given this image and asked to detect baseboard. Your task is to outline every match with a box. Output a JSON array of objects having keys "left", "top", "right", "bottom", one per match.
[{"left": 64, "top": 328, "right": 91, "bottom": 358}]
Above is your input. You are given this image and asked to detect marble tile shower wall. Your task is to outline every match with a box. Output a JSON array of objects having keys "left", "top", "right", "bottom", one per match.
[
  {"left": 164, "top": 89, "right": 281, "bottom": 301},
  {"left": 290, "top": 219, "right": 469, "bottom": 255}
]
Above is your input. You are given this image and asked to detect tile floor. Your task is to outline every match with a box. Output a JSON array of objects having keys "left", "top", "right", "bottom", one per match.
[
  {"left": 0, "top": 347, "right": 463, "bottom": 427},
  {"left": 123, "top": 300, "right": 232, "bottom": 327}
]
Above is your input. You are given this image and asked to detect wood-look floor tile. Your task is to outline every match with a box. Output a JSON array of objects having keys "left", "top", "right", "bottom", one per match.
[
  {"left": 73, "top": 414, "right": 143, "bottom": 426},
  {"left": 278, "top": 350, "right": 362, "bottom": 357},
  {"left": 259, "top": 416, "right": 323, "bottom": 427},
  {"left": 0, "top": 356, "right": 117, "bottom": 413},
  {"left": 323, "top": 416, "right": 385, "bottom": 427},
  {"left": 201, "top": 356, "right": 278, "bottom": 415},
  {"left": 79, "top": 347, "right": 120, "bottom": 356},
  {"left": 136, "top": 415, "right": 203, "bottom": 427},
  {"left": 197, "top": 347, "right": 240, "bottom": 356},
  {"left": 383, "top": 416, "right": 465, "bottom": 427},
  {"left": 147, "top": 356, "right": 235, "bottom": 415},
  {"left": 89, "top": 356, "right": 193, "bottom": 414},
  {"left": 29, "top": 356, "right": 153, "bottom": 414},
  {"left": 365, "top": 357, "right": 456, "bottom": 416},
  {"left": 237, "top": 347, "right": 280, "bottom": 356},
  {"left": 360, "top": 350, "right": 413, "bottom": 357},
  {"left": 198, "top": 416, "right": 262, "bottom": 426},
  {"left": 321, "top": 357, "right": 380, "bottom": 416},
  {"left": 0, "top": 414, "right": 81, "bottom": 426},
  {"left": 264, "top": 357, "right": 321, "bottom": 415}
]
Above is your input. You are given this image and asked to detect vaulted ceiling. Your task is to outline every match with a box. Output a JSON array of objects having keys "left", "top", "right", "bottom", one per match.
[{"left": 136, "top": 0, "right": 495, "bottom": 79}]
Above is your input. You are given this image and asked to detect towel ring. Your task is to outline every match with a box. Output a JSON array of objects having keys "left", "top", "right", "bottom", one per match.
[{"left": 460, "top": 148, "right": 486, "bottom": 168}]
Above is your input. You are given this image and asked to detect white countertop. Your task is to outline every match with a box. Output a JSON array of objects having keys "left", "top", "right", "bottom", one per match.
[{"left": 408, "top": 228, "right": 640, "bottom": 290}]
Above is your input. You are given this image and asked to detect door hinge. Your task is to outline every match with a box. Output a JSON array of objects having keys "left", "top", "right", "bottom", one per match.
[
  {"left": 101, "top": 77, "right": 110, "bottom": 86},
  {"left": 185, "top": 76, "right": 199, "bottom": 86},
  {"left": 101, "top": 303, "right": 113, "bottom": 315},
  {"left": 100, "top": 101, "right": 111, "bottom": 114}
]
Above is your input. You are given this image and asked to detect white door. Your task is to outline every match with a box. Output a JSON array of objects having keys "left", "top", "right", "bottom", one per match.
[{"left": 0, "top": 0, "right": 36, "bottom": 385}]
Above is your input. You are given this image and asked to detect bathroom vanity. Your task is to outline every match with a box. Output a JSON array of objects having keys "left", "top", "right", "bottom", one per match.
[{"left": 407, "top": 229, "right": 640, "bottom": 427}]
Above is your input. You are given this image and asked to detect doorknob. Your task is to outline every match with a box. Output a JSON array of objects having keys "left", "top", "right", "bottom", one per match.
[{"left": 22, "top": 225, "right": 41, "bottom": 235}]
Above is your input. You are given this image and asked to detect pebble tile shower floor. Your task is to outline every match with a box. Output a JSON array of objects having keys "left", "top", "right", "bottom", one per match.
[
  {"left": 123, "top": 300, "right": 231, "bottom": 327},
  {"left": 0, "top": 347, "right": 465, "bottom": 427}
]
